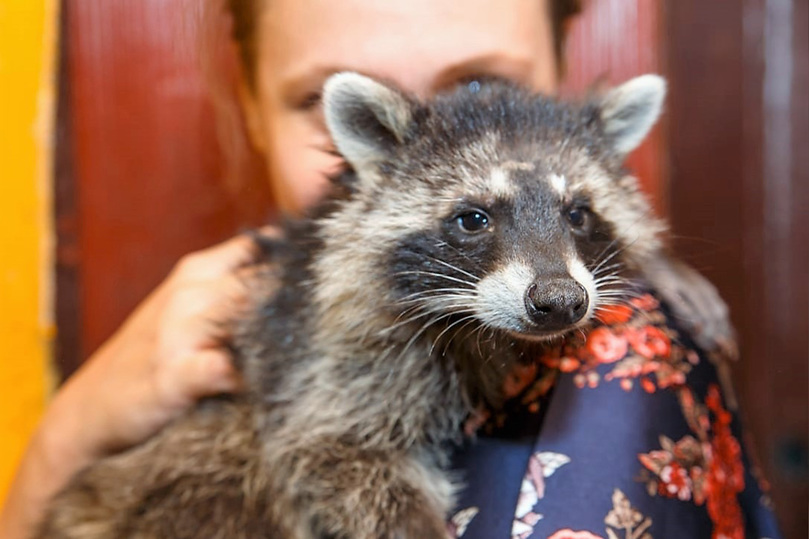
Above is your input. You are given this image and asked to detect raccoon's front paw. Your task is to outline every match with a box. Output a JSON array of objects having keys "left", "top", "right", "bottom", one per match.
[
  {"left": 390, "top": 501, "right": 451, "bottom": 539},
  {"left": 306, "top": 494, "right": 449, "bottom": 539},
  {"left": 281, "top": 446, "right": 454, "bottom": 539}
]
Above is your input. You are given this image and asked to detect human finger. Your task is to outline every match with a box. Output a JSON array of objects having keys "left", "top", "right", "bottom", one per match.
[
  {"left": 171, "top": 233, "right": 267, "bottom": 282},
  {"left": 162, "top": 348, "right": 245, "bottom": 405}
]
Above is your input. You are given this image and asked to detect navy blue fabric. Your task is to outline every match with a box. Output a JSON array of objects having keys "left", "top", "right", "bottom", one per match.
[
  {"left": 449, "top": 297, "right": 783, "bottom": 539},
  {"left": 451, "top": 437, "right": 537, "bottom": 537}
]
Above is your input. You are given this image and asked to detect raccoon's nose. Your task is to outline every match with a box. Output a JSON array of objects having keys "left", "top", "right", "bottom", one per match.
[{"left": 525, "top": 279, "right": 589, "bottom": 330}]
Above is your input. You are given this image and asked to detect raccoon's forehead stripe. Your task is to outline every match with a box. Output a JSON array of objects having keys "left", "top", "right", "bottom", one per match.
[
  {"left": 502, "top": 160, "right": 535, "bottom": 172},
  {"left": 549, "top": 174, "right": 567, "bottom": 197},
  {"left": 487, "top": 167, "right": 515, "bottom": 197}
]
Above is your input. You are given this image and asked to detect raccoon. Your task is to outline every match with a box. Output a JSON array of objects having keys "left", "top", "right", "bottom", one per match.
[{"left": 42, "top": 73, "right": 705, "bottom": 538}]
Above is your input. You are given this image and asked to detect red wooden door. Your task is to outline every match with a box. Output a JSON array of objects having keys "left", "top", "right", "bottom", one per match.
[
  {"left": 58, "top": 0, "right": 273, "bottom": 373},
  {"left": 561, "top": 0, "right": 665, "bottom": 214}
]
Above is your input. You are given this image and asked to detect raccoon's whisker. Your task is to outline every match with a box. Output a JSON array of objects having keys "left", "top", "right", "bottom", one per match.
[
  {"left": 424, "top": 256, "right": 480, "bottom": 282},
  {"left": 591, "top": 246, "right": 625, "bottom": 277},
  {"left": 594, "top": 291, "right": 642, "bottom": 308},
  {"left": 416, "top": 299, "right": 479, "bottom": 317},
  {"left": 394, "top": 289, "right": 477, "bottom": 305},
  {"left": 596, "top": 290, "right": 643, "bottom": 302},
  {"left": 430, "top": 314, "right": 479, "bottom": 355},
  {"left": 591, "top": 231, "right": 646, "bottom": 279},
  {"left": 592, "top": 251, "right": 621, "bottom": 276},
  {"left": 593, "top": 275, "right": 626, "bottom": 285},
  {"left": 595, "top": 301, "right": 634, "bottom": 312},
  {"left": 392, "top": 297, "right": 473, "bottom": 313},
  {"left": 398, "top": 311, "right": 459, "bottom": 360},
  {"left": 383, "top": 300, "right": 450, "bottom": 335},
  {"left": 474, "top": 325, "right": 485, "bottom": 358},
  {"left": 591, "top": 236, "right": 624, "bottom": 274},
  {"left": 399, "top": 304, "right": 479, "bottom": 351},
  {"left": 593, "top": 270, "right": 624, "bottom": 283},
  {"left": 596, "top": 291, "right": 639, "bottom": 301},
  {"left": 440, "top": 316, "right": 481, "bottom": 356},
  {"left": 594, "top": 283, "right": 635, "bottom": 295},
  {"left": 592, "top": 262, "right": 624, "bottom": 278},
  {"left": 382, "top": 311, "right": 431, "bottom": 335},
  {"left": 596, "top": 280, "right": 643, "bottom": 294},
  {"left": 471, "top": 324, "right": 497, "bottom": 359},
  {"left": 595, "top": 287, "right": 634, "bottom": 296},
  {"left": 594, "top": 299, "right": 636, "bottom": 312},
  {"left": 429, "top": 241, "right": 479, "bottom": 266},
  {"left": 389, "top": 296, "right": 478, "bottom": 330},
  {"left": 392, "top": 270, "right": 478, "bottom": 288},
  {"left": 385, "top": 298, "right": 475, "bottom": 336}
]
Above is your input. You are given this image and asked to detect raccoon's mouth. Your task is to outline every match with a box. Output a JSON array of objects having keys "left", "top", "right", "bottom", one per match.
[{"left": 505, "top": 323, "right": 585, "bottom": 343}]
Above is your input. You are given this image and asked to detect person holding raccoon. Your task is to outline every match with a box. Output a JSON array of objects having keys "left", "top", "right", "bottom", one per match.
[{"left": 1, "top": 1, "right": 782, "bottom": 538}]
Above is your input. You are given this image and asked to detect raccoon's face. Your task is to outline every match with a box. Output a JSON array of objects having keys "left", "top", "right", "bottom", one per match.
[
  {"left": 319, "top": 73, "right": 666, "bottom": 342},
  {"left": 380, "top": 162, "right": 636, "bottom": 341}
]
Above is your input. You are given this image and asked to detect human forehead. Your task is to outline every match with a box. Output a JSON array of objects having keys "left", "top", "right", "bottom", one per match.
[{"left": 257, "top": 0, "right": 555, "bottom": 97}]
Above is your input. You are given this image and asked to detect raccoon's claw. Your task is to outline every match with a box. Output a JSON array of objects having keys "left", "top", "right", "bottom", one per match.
[{"left": 642, "top": 254, "right": 738, "bottom": 360}]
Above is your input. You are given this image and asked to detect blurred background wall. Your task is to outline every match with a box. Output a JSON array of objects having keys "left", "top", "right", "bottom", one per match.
[
  {"left": 666, "top": 1, "right": 808, "bottom": 535},
  {"left": 0, "top": 0, "right": 806, "bottom": 536}
]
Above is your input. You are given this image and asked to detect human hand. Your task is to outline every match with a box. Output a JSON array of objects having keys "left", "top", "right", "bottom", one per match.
[{"left": 0, "top": 231, "right": 273, "bottom": 538}]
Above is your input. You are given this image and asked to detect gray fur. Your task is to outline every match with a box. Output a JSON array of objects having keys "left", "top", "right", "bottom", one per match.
[
  {"left": 40, "top": 74, "right": 673, "bottom": 539},
  {"left": 324, "top": 73, "right": 415, "bottom": 172}
]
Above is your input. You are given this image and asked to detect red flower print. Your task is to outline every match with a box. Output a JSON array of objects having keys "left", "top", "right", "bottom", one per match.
[
  {"left": 594, "top": 303, "right": 634, "bottom": 325},
  {"left": 547, "top": 530, "right": 605, "bottom": 539},
  {"left": 640, "top": 377, "right": 657, "bottom": 394},
  {"left": 638, "top": 385, "right": 746, "bottom": 539},
  {"left": 627, "top": 326, "right": 671, "bottom": 359},
  {"left": 536, "top": 295, "right": 695, "bottom": 395},
  {"left": 659, "top": 462, "right": 692, "bottom": 501},
  {"left": 690, "top": 466, "right": 708, "bottom": 505},
  {"left": 653, "top": 364, "right": 687, "bottom": 389},
  {"left": 630, "top": 293, "right": 659, "bottom": 311},
  {"left": 585, "top": 327, "right": 629, "bottom": 363},
  {"left": 503, "top": 363, "right": 539, "bottom": 398},
  {"left": 558, "top": 356, "right": 581, "bottom": 373},
  {"left": 704, "top": 386, "right": 745, "bottom": 539},
  {"left": 706, "top": 482, "right": 744, "bottom": 539}
]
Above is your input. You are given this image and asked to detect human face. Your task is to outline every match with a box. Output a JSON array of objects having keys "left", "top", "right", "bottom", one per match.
[{"left": 241, "top": 0, "right": 557, "bottom": 215}]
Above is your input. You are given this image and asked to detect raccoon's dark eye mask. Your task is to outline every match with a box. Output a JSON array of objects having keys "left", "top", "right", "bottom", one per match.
[{"left": 565, "top": 205, "right": 594, "bottom": 235}]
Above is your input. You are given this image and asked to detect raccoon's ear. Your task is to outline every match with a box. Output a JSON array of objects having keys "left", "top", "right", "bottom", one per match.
[
  {"left": 598, "top": 75, "right": 666, "bottom": 156},
  {"left": 323, "top": 72, "right": 415, "bottom": 171}
]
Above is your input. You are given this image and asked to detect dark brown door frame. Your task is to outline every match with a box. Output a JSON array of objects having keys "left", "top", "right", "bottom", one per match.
[{"left": 666, "top": 1, "right": 808, "bottom": 536}]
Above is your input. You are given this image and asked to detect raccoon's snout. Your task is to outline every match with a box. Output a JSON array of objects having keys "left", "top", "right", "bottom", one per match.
[{"left": 524, "top": 279, "right": 589, "bottom": 330}]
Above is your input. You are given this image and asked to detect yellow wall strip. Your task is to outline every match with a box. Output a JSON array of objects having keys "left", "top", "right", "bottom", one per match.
[{"left": 0, "top": 0, "right": 58, "bottom": 503}]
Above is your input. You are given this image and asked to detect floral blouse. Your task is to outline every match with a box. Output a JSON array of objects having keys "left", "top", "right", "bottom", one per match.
[{"left": 448, "top": 291, "right": 782, "bottom": 539}]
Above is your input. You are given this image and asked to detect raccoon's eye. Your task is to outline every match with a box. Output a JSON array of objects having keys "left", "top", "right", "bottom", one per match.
[
  {"left": 456, "top": 210, "right": 490, "bottom": 233},
  {"left": 566, "top": 206, "right": 593, "bottom": 233}
]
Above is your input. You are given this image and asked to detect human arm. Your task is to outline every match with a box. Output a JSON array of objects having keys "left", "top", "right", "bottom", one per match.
[{"left": 0, "top": 233, "right": 267, "bottom": 539}]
